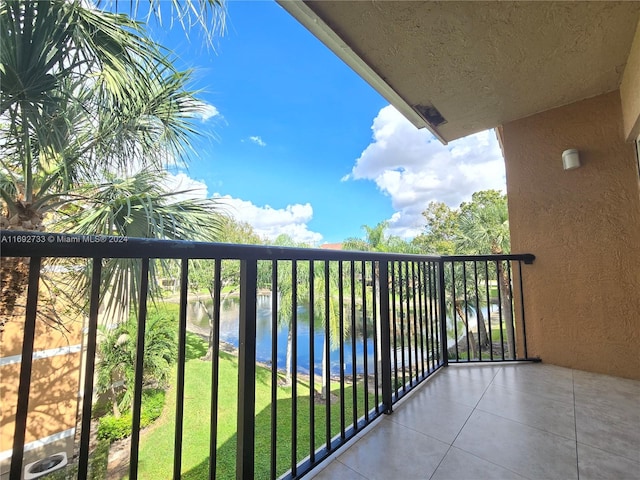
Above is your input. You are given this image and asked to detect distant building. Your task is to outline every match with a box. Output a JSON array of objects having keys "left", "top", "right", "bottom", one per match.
[{"left": 319, "top": 243, "right": 343, "bottom": 250}]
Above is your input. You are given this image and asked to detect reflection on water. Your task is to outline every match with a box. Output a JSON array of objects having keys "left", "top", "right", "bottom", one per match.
[{"left": 186, "top": 294, "right": 375, "bottom": 376}]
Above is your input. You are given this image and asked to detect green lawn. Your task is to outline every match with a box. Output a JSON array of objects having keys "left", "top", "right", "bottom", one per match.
[{"left": 136, "top": 337, "right": 370, "bottom": 479}]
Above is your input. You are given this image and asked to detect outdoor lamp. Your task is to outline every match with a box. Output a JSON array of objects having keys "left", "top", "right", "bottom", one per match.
[{"left": 562, "top": 149, "right": 581, "bottom": 170}]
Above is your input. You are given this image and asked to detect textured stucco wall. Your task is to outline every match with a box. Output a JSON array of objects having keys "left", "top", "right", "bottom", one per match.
[
  {"left": 501, "top": 91, "right": 640, "bottom": 380},
  {"left": 621, "top": 17, "right": 640, "bottom": 140},
  {"left": 0, "top": 303, "right": 83, "bottom": 470}
]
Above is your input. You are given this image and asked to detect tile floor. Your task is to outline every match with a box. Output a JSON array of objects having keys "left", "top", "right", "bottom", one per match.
[{"left": 307, "top": 363, "right": 640, "bottom": 480}]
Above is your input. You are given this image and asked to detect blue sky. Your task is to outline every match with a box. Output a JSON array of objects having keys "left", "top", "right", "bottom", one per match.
[{"left": 150, "top": 1, "right": 507, "bottom": 245}]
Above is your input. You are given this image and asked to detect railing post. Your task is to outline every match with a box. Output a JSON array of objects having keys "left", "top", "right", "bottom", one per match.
[
  {"left": 9, "top": 256, "right": 41, "bottom": 480},
  {"left": 378, "top": 261, "right": 393, "bottom": 414},
  {"left": 438, "top": 258, "right": 449, "bottom": 367},
  {"left": 236, "top": 259, "right": 257, "bottom": 479}
]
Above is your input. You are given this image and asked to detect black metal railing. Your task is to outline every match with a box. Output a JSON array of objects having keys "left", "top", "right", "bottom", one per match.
[{"left": 0, "top": 231, "right": 535, "bottom": 480}]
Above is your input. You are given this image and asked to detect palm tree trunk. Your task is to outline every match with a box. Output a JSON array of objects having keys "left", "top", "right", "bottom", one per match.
[
  {"left": 455, "top": 302, "right": 477, "bottom": 359},
  {"left": 477, "top": 306, "right": 490, "bottom": 349},
  {"left": 110, "top": 384, "right": 122, "bottom": 418},
  {"left": 0, "top": 208, "right": 45, "bottom": 339}
]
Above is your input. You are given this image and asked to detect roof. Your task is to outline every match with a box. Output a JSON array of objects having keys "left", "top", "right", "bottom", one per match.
[{"left": 279, "top": 1, "right": 640, "bottom": 143}]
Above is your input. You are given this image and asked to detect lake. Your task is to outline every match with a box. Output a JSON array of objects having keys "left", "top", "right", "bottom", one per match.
[{"left": 186, "top": 294, "right": 376, "bottom": 377}]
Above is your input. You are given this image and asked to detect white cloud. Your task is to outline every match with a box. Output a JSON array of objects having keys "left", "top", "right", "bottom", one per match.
[
  {"left": 248, "top": 135, "right": 266, "bottom": 147},
  {"left": 213, "top": 194, "right": 323, "bottom": 245},
  {"left": 347, "top": 105, "right": 506, "bottom": 238},
  {"left": 194, "top": 101, "right": 220, "bottom": 122},
  {"left": 161, "top": 172, "right": 209, "bottom": 201}
]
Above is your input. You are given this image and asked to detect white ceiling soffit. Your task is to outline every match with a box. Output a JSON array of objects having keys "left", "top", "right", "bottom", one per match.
[{"left": 278, "top": 1, "right": 640, "bottom": 144}]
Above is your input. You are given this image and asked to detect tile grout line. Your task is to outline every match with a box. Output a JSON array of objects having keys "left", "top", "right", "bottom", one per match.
[{"left": 427, "top": 366, "right": 504, "bottom": 480}]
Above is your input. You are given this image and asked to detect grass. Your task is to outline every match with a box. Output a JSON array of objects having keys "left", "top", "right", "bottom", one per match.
[{"left": 135, "top": 336, "right": 369, "bottom": 479}]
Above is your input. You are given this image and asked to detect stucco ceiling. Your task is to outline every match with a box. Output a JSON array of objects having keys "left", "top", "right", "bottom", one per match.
[{"left": 279, "top": 1, "right": 640, "bottom": 143}]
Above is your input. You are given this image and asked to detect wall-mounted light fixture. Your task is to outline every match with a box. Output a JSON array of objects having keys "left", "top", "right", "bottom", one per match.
[{"left": 562, "top": 149, "right": 581, "bottom": 170}]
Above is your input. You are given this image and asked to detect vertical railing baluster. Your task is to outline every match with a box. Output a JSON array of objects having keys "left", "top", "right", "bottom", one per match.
[
  {"left": 130, "top": 257, "right": 150, "bottom": 480},
  {"left": 411, "top": 262, "right": 419, "bottom": 383},
  {"left": 506, "top": 260, "right": 516, "bottom": 359},
  {"left": 391, "top": 262, "right": 398, "bottom": 396},
  {"left": 291, "top": 260, "right": 298, "bottom": 476},
  {"left": 361, "top": 261, "right": 369, "bottom": 419},
  {"left": 236, "top": 259, "right": 258, "bottom": 479},
  {"left": 349, "top": 261, "right": 357, "bottom": 430},
  {"left": 309, "top": 261, "right": 315, "bottom": 464},
  {"left": 473, "top": 261, "right": 482, "bottom": 362},
  {"left": 427, "top": 262, "right": 436, "bottom": 370},
  {"left": 338, "top": 261, "right": 345, "bottom": 439},
  {"left": 78, "top": 258, "right": 102, "bottom": 479},
  {"left": 398, "top": 262, "right": 406, "bottom": 390},
  {"left": 495, "top": 260, "right": 505, "bottom": 361},
  {"left": 416, "top": 262, "right": 425, "bottom": 377},
  {"left": 438, "top": 259, "right": 448, "bottom": 368},
  {"left": 271, "top": 260, "right": 278, "bottom": 479},
  {"left": 173, "top": 259, "right": 189, "bottom": 479},
  {"left": 451, "top": 262, "right": 459, "bottom": 362},
  {"left": 462, "top": 262, "right": 470, "bottom": 361},
  {"left": 10, "top": 256, "right": 42, "bottom": 480},
  {"left": 485, "top": 261, "right": 493, "bottom": 362},
  {"left": 210, "top": 259, "right": 222, "bottom": 479},
  {"left": 372, "top": 262, "right": 380, "bottom": 414},
  {"left": 378, "top": 262, "right": 393, "bottom": 414},
  {"left": 404, "top": 262, "right": 412, "bottom": 385},
  {"left": 324, "top": 261, "right": 331, "bottom": 451},
  {"left": 518, "top": 261, "right": 529, "bottom": 359}
]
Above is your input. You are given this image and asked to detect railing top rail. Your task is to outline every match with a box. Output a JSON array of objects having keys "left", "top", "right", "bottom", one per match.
[
  {"left": 0, "top": 230, "right": 535, "bottom": 264},
  {"left": 441, "top": 253, "right": 535, "bottom": 264}
]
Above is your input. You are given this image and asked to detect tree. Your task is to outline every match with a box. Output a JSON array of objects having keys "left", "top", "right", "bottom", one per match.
[
  {"left": 415, "top": 190, "right": 512, "bottom": 359},
  {"left": 0, "top": 0, "right": 226, "bottom": 329},
  {"left": 96, "top": 313, "right": 177, "bottom": 417},
  {"left": 456, "top": 190, "right": 514, "bottom": 358},
  {"left": 188, "top": 218, "right": 264, "bottom": 361},
  {"left": 412, "top": 201, "right": 459, "bottom": 254}
]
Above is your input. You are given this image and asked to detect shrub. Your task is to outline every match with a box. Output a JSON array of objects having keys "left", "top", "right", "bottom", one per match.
[
  {"left": 97, "top": 389, "right": 166, "bottom": 443},
  {"left": 97, "top": 313, "right": 177, "bottom": 415}
]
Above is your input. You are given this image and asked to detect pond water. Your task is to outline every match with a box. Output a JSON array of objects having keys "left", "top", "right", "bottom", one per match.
[
  {"left": 186, "top": 294, "right": 499, "bottom": 376},
  {"left": 187, "top": 294, "right": 376, "bottom": 376}
]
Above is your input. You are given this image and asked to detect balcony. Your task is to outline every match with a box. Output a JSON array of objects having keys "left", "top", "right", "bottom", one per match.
[
  {"left": 2, "top": 230, "right": 637, "bottom": 479},
  {"left": 308, "top": 363, "right": 640, "bottom": 479}
]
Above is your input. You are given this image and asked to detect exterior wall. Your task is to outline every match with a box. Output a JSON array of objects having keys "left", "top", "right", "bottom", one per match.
[
  {"left": 0, "top": 286, "right": 84, "bottom": 476},
  {"left": 621, "top": 17, "right": 640, "bottom": 140},
  {"left": 500, "top": 91, "right": 640, "bottom": 380}
]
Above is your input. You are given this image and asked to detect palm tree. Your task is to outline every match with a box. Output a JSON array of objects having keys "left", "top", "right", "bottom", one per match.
[
  {"left": 97, "top": 313, "right": 177, "bottom": 417},
  {"left": 343, "top": 222, "right": 396, "bottom": 372},
  {"left": 456, "top": 191, "right": 514, "bottom": 358},
  {"left": 58, "top": 170, "right": 223, "bottom": 321},
  {"left": 0, "top": 0, "right": 225, "bottom": 329}
]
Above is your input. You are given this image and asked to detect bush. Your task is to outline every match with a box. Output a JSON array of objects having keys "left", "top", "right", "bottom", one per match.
[
  {"left": 97, "top": 313, "right": 177, "bottom": 414},
  {"left": 97, "top": 389, "right": 166, "bottom": 442}
]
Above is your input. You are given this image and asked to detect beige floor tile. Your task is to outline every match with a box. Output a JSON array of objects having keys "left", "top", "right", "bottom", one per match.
[
  {"left": 575, "top": 404, "right": 640, "bottom": 463},
  {"left": 491, "top": 365, "right": 575, "bottom": 405},
  {"left": 431, "top": 447, "right": 529, "bottom": 480},
  {"left": 305, "top": 364, "right": 640, "bottom": 480},
  {"left": 337, "top": 417, "right": 449, "bottom": 480},
  {"left": 308, "top": 460, "right": 368, "bottom": 480},
  {"left": 477, "top": 383, "right": 576, "bottom": 439},
  {"left": 390, "top": 389, "right": 473, "bottom": 444},
  {"left": 577, "top": 443, "right": 640, "bottom": 480},
  {"left": 415, "top": 372, "right": 491, "bottom": 408},
  {"left": 453, "top": 410, "right": 578, "bottom": 479}
]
